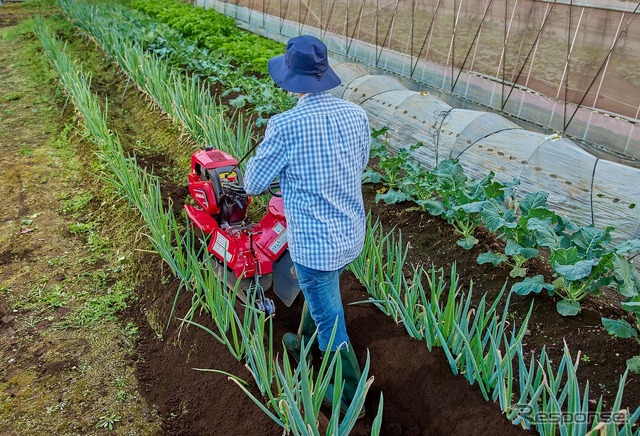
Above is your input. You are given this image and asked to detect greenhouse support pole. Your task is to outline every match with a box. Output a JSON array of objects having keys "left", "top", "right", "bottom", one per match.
[
  {"left": 321, "top": 0, "right": 337, "bottom": 40},
  {"left": 375, "top": 0, "right": 399, "bottom": 67},
  {"left": 374, "top": 0, "right": 379, "bottom": 51},
  {"left": 592, "top": 13, "right": 626, "bottom": 110},
  {"left": 410, "top": 0, "right": 442, "bottom": 77},
  {"left": 346, "top": 0, "right": 365, "bottom": 56},
  {"left": 510, "top": 1, "right": 536, "bottom": 83},
  {"left": 496, "top": 0, "right": 518, "bottom": 79},
  {"left": 407, "top": 0, "right": 417, "bottom": 65},
  {"left": 589, "top": 158, "right": 599, "bottom": 226},
  {"left": 301, "top": 0, "right": 321, "bottom": 27},
  {"left": 469, "top": 0, "right": 491, "bottom": 72},
  {"left": 279, "top": 0, "right": 291, "bottom": 34},
  {"left": 556, "top": 4, "right": 584, "bottom": 101},
  {"left": 424, "top": 0, "right": 439, "bottom": 65},
  {"left": 498, "top": 0, "right": 519, "bottom": 108},
  {"left": 451, "top": 0, "right": 493, "bottom": 93},
  {"left": 507, "top": 1, "right": 557, "bottom": 108},
  {"left": 360, "top": 4, "right": 383, "bottom": 45},
  {"left": 261, "top": 0, "right": 267, "bottom": 28},
  {"left": 445, "top": 0, "right": 464, "bottom": 91},
  {"left": 248, "top": 0, "right": 257, "bottom": 26},
  {"left": 297, "top": 0, "right": 308, "bottom": 35},
  {"left": 558, "top": 3, "right": 585, "bottom": 130},
  {"left": 525, "top": 2, "right": 552, "bottom": 88},
  {"left": 343, "top": 0, "right": 349, "bottom": 51}
]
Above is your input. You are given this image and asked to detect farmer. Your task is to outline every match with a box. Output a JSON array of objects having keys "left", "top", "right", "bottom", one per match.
[{"left": 243, "top": 35, "right": 371, "bottom": 417}]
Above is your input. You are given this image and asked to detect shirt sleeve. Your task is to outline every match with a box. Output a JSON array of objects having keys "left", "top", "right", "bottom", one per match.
[{"left": 244, "top": 123, "right": 288, "bottom": 195}]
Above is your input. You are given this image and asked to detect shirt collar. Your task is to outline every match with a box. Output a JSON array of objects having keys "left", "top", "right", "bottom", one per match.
[{"left": 296, "top": 91, "right": 330, "bottom": 106}]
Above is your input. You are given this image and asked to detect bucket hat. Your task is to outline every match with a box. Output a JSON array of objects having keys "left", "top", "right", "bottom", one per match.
[{"left": 268, "top": 35, "right": 341, "bottom": 93}]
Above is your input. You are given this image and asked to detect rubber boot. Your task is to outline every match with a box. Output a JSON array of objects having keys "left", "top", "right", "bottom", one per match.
[
  {"left": 283, "top": 301, "right": 317, "bottom": 363},
  {"left": 323, "top": 341, "right": 366, "bottom": 420}
]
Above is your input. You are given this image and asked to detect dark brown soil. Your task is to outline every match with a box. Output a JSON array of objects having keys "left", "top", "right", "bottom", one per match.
[
  {"left": 130, "top": 271, "right": 283, "bottom": 436},
  {"left": 129, "top": 251, "right": 531, "bottom": 436}
]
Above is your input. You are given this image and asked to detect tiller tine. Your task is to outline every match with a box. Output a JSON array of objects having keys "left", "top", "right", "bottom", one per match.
[
  {"left": 206, "top": 256, "right": 252, "bottom": 302},
  {"left": 271, "top": 251, "right": 301, "bottom": 307},
  {"left": 206, "top": 256, "right": 276, "bottom": 315}
]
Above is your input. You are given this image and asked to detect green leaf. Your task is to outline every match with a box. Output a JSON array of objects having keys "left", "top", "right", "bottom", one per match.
[
  {"left": 229, "top": 95, "right": 248, "bottom": 108},
  {"left": 477, "top": 251, "right": 508, "bottom": 266},
  {"left": 551, "top": 246, "right": 581, "bottom": 265},
  {"left": 371, "top": 126, "right": 388, "bottom": 139},
  {"left": 510, "top": 266, "right": 527, "bottom": 278},
  {"left": 433, "top": 160, "right": 467, "bottom": 191},
  {"left": 520, "top": 247, "right": 539, "bottom": 260},
  {"left": 417, "top": 199, "right": 444, "bottom": 216},
  {"left": 511, "top": 275, "right": 553, "bottom": 296},
  {"left": 454, "top": 201, "right": 486, "bottom": 214},
  {"left": 602, "top": 317, "right": 638, "bottom": 338},
  {"left": 519, "top": 191, "right": 548, "bottom": 216},
  {"left": 627, "top": 356, "right": 640, "bottom": 374},
  {"left": 482, "top": 180, "right": 507, "bottom": 202},
  {"left": 527, "top": 218, "right": 561, "bottom": 249},
  {"left": 504, "top": 240, "right": 539, "bottom": 259},
  {"left": 553, "top": 259, "right": 596, "bottom": 281},
  {"left": 571, "top": 226, "right": 611, "bottom": 258},
  {"left": 621, "top": 301, "right": 640, "bottom": 314},
  {"left": 615, "top": 239, "right": 640, "bottom": 255},
  {"left": 457, "top": 235, "right": 479, "bottom": 250},
  {"left": 362, "top": 168, "right": 383, "bottom": 184},
  {"left": 527, "top": 207, "right": 560, "bottom": 223},
  {"left": 613, "top": 254, "right": 640, "bottom": 298},
  {"left": 557, "top": 300, "right": 581, "bottom": 316},
  {"left": 480, "top": 200, "right": 516, "bottom": 232},
  {"left": 375, "top": 189, "right": 410, "bottom": 205}
]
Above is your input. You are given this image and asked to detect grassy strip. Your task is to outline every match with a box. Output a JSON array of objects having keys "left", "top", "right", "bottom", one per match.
[
  {"left": 349, "top": 217, "right": 640, "bottom": 434},
  {"left": 37, "top": 14, "right": 381, "bottom": 435},
  {"left": 0, "top": 10, "right": 160, "bottom": 433}
]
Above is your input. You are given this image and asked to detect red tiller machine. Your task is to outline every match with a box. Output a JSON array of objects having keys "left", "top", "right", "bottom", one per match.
[{"left": 184, "top": 146, "right": 301, "bottom": 315}]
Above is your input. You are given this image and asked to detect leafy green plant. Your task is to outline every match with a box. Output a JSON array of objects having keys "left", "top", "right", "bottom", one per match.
[
  {"left": 525, "top": 220, "right": 621, "bottom": 315},
  {"left": 95, "top": 413, "right": 121, "bottom": 430},
  {"left": 373, "top": 141, "right": 423, "bottom": 192},
  {"left": 417, "top": 161, "right": 508, "bottom": 249},
  {"left": 130, "top": 0, "right": 284, "bottom": 75},
  {"left": 602, "top": 242, "right": 640, "bottom": 372},
  {"left": 479, "top": 191, "right": 553, "bottom": 278}
]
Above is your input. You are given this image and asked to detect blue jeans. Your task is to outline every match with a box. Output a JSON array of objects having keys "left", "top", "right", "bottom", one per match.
[{"left": 294, "top": 262, "right": 349, "bottom": 352}]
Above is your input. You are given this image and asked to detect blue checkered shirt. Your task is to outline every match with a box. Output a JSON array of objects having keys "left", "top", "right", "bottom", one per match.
[{"left": 244, "top": 91, "right": 371, "bottom": 271}]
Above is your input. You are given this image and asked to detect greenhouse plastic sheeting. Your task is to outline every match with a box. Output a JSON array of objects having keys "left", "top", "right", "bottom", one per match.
[
  {"left": 332, "top": 62, "right": 640, "bottom": 242},
  {"left": 592, "top": 161, "right": 640, "bottom": 239},
  {"left": 519, "top": 139, "right": 595, "bottom": 230}
]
